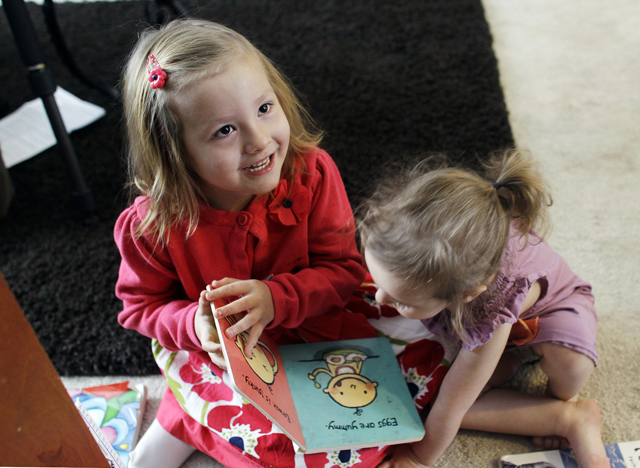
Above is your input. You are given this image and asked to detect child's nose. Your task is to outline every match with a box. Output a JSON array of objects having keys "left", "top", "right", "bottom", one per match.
[
  {"left": 374, "top": 288, "right": 390, "bottom": 306},
  {"left": 245, "top": 124, "right": 271, "bottom": 154}
]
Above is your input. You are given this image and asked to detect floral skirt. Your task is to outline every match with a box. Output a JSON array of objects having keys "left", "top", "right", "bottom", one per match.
[{"left": 152, "top": 279, "right": 457, "bottom": 468}]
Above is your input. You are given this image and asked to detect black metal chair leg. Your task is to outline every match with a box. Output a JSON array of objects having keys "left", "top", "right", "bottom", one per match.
[
  {"left": 41, "top": 0, "right": 119, "bottom": 101},
  {"left": 2, "top": 0, "right": 98, "bottom": 223}
]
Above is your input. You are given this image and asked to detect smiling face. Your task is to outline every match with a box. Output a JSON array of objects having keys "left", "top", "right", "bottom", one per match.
[
  {"left": 364, "top": 249, "right": 449, "bottom": 321},
  {"left": 325, "top": 374, "right": 378, "bottom": 408},
  {"left": 246, "top": 343, "right": 277, "bottom": 385},
  {"left": 170, "top": 58, "right": 291, "bottom": 211}
]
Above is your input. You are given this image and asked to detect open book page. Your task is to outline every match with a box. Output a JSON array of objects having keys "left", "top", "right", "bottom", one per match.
[
  {"left": 213, "top": 307, "right": 306, "bottom": 449},
  {"left": 501, "top": 440, "right": 640, "bottom": 468},
  {"left": 213, "top": 298, "right": 425, "bottom": 453},
  {"left": 280, "top": 337, "right": 425, "bottom": 453}
]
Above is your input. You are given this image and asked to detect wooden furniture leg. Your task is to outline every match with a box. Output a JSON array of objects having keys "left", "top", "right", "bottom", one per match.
[{"left": 0, "top": 272, "right": 110, "bottom": 467}]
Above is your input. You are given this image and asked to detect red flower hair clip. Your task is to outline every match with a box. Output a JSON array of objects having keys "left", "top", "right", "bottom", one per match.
[{"left": 147, "top": 54, "right": 167, "bottom": 89}]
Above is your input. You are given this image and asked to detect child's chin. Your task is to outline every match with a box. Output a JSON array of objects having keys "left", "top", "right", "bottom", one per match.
[{"left": 397, "top": 310, "right": 420, "bottom": 320}]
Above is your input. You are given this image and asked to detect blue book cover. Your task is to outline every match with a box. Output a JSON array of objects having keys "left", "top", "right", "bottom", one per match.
[
  {"left": 279, "top": 337, "right": 425, "bottom": 453},
  {"left": 215, "top": 308, "right": 425, "bottom": 453}
]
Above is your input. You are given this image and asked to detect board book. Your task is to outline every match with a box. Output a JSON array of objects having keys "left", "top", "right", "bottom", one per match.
[
  {"left": 501, "top": 439, "right": 640, "bottom": 468},
  {"left": 213, "top": 307, "right": 425, "bottom": 454},
  {"left": 67, "top": 381, "right": 147, "bottom": 467}
]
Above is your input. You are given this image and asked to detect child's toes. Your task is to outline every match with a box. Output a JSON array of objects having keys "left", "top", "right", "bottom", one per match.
[{"left": 532, "top": 435, "right": 570, "bottom": 451}]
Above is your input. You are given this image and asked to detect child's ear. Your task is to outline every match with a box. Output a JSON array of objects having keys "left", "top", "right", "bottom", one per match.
[{"left": 462, "top": 285, "right": 488, "bottom": 304}]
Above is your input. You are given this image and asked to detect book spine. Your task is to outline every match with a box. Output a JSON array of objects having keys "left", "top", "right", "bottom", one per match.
[{"left": 74, "top": 400, "right": 127, "bottom": 468}]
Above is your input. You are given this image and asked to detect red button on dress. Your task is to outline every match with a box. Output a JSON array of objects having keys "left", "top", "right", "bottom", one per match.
[{"left": 237, "top": 213, "right": 249, "bottom": 226}]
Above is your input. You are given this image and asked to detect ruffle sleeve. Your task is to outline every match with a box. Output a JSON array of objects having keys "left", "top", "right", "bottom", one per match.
[{"left": 423, "top": 271, "right": 547, "bottom": 351}]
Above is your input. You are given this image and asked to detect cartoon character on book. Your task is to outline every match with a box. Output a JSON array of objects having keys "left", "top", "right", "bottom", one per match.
[
  {"left": 308, "top": 349, "right": 378, "bottom": 414},
  {"left": 229, "top": 315, "right": 279, "bottom": 385}
]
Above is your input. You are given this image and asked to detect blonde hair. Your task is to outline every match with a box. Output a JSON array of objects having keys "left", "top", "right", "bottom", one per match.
[
  {"left": 358, "top": 149, "right": 552, "bottom": 343},
  {"left": 122, "top": 19, "right": 322, "bottom": 241}
]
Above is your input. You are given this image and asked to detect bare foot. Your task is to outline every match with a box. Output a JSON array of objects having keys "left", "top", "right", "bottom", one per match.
[
  {"left": 555, "top": 399, "right": 609, "bottom": 468},
  {"left": 532, "top": 435, "right": 570, "bottom": 451}
]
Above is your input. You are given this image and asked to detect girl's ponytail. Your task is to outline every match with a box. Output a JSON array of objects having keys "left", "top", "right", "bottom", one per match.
[
  {"left": 485, "top": 148, "right": 553, "bottom": 240},
  {"left": 359, "top": 148, "right": 553, "bottom": 345}
]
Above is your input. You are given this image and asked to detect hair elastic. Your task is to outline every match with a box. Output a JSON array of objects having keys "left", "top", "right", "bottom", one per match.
[
  {"left": 492, "top": 181, "right": 502, "bottom": 190},
  {"left": 147, "top": 54, "right": 167, "bottom": 89}
]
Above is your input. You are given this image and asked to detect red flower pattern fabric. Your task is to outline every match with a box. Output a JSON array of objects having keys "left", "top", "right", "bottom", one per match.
[
  {"left": 346, "top": 275, "right": 401, "bottom": 319},
  {"left": 267, "top": 178, "right": 310, "bottom": 226},
  {"left": 179, "top": 353, "right": 234, "bottom": 403},
  {"left": 399, "top": 340, "right": 449, "bottom": 410},
  {"left": 154, "top": 277, "right": 453, "bottom": 468}
]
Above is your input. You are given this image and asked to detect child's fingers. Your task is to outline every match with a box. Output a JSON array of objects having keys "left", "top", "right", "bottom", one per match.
[
  {"left": 378, "top": 447, "right": 429, "bottom": 468},
  {"left": 199, "top": 289, "right": 210, "bottom": 305},
  {"left": 210, "top": 277, "right": 236, "bottom": 288},
  {"left": 214, "top": 294, "right": 253, "bottom": 319},
  {"left": 195, "top": 291, "right": 221, "bottom": 350},
  {"left": 242, "top": 322, "right": 266, "bottom": 358},
  {"left": 208, "top": 351, "right": 227, "bottom": 370},
  {"left": 225, "top": 310, "right": 260, "bottom": 338},
  {"left": 201, "top": 339, "right": 222, "bottom": 354},
  {"left": 205, "top": 278, "right": 243, "bottom": 300},
  {"left": 200, "top": 324, "right": 221, "bottom": 352}
]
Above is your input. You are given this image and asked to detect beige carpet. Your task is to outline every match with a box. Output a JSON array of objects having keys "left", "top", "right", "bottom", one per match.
[
  {"left": 63, "top": 0, "right": 640, "bottom": 466},
  {"left": 441, "top": 0, "right": 640, "bottom": 466}
]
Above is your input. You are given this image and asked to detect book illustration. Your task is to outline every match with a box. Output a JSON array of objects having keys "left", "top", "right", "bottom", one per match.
[
  {"left": 280, "top": 338, "right": 424, "bottom": 453},
  {"left": 501, "top": 440, "right": 640, "bottom": 468},
  {"left": 502, "top": 462, "right": 560, "bottom": 468},
  {"left": 74, "top": 400, "right": 127, "bottom": 468},
  {"left": 225, "top": 314, "right": 279, "bottom": 385},
  {"left": 213, "top": 305, "right": 425, "bottom": 453},
  {"left": 307, "top": 349, "right": 378, "bottom": 414},
  {"left": 215, "top": 309, "right": 306, "bottom": 449},
  {"left": 67, "top": 381, "right": 147, "bottom": 466}
]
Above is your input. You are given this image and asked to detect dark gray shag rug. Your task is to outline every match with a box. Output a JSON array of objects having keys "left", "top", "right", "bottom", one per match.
[{"left": 0, "top": 0, "right": 513, "bottom": 375}]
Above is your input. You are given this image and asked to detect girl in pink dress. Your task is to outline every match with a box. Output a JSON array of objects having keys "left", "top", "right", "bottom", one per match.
[
  {"left": 358, "top": 149, "right": 609, "bottom": 468},
  {"left": 115, "top": 18, "right": 448, "bottom": 468}
]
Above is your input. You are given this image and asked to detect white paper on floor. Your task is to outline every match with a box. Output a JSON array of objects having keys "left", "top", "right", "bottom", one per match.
[{"left": 0, "top": 87, "right": 106, "bottom": 168}]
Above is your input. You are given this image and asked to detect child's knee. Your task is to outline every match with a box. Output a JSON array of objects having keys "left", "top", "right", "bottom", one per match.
[
  {"left": 539, "top": 343, "right": 594, "bottom": 374},
  {"left": 536, "top": 343, "right": 594, "bottom": 399}
]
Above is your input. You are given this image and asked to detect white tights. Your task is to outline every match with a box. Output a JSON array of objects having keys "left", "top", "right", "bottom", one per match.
[{"left": 128, "top": 419, "right": 196, "bottom": 468}]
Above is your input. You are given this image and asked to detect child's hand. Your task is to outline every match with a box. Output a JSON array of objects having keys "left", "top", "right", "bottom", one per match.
[
  {"left": 205, "top": 278, "right": 275, "bottom": 357},
  {"left": 378, "top": 445, "right": 431, "bottom": 468},
  {"left": 195, "top": 290, "right": 227, "bottom": 369}
]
